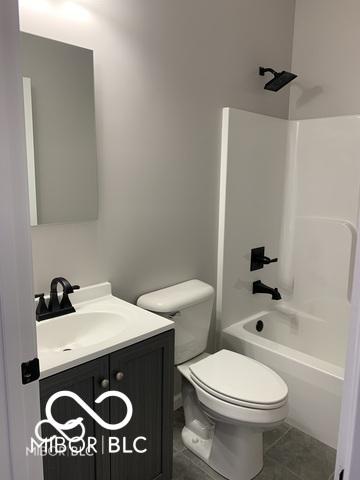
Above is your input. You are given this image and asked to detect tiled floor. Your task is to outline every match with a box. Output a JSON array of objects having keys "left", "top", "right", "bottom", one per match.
[{"left": 172, "top": 408, "right": 336, "bottom": 480}]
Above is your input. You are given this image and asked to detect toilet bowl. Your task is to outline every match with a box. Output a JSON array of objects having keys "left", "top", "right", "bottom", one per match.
[
  {"left": 137, "top": 280, "right": 288, "bottom": 480},
  {"left": 178, "top": 350, "right": 288, "bottom": 480}
]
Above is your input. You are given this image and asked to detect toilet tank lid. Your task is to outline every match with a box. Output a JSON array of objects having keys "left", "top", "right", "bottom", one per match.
[{"left": 137, "top": 279, "right": 214, "bottom": 313}]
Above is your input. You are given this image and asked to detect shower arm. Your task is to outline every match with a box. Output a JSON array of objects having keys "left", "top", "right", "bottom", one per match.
[{"left": 259, "top": 67, "right": 277, "bottom": 77}]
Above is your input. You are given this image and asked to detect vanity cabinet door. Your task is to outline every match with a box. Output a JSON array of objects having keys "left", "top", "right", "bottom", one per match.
[
  {"left": 40, "top": 356, "right": 111, "bottom": 480},
  {"left": 109, "top": 330, "right": 174, "bottom": 480}
]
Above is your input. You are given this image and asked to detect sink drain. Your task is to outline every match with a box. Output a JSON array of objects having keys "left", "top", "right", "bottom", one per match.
[{"left": 63, "top": 348, "right": 72, "bottom": 352}]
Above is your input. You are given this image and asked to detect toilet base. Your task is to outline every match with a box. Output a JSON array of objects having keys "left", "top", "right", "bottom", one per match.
[
  {"left": 209, "top": 422, "right": 263, "bottom": 480},
  {"left": 181, "top": 375, "right": 263, "bottom": 480},
  {"left": 178, "top": 359, "right": 285, "bottom": 480},
  {"left": 182, "top": 426, "right": 213, "bottom": 464},
  {"left": 182, "top": 423, "right": 263, "bottom": 480}
]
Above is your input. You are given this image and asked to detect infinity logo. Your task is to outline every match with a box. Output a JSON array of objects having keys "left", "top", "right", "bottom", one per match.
[{"left": 35, "top": 390, "right": 133, "bottom": 444}]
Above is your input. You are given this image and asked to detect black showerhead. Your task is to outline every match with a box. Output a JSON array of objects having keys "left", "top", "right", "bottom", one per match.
[{"left": 259, "top": 67, "right": 297, "bottom": 92}]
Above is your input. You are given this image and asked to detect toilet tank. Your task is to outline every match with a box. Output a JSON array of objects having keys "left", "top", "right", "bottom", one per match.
[{"left": 137, "top": 280, "right": 214, "bottom": 365}]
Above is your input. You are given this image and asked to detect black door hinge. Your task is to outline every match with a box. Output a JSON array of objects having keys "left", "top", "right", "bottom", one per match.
[
  {"left": 339, "top": 469, "right": 344, "bottom": 480},
  {"left": 21, "top": 358, "right": 40, "bottom": 385}
]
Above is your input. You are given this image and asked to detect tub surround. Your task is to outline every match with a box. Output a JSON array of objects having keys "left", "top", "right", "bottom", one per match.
[
  {"left": 218, "top": 109, "right": 358, "bottom": 449},
  {"left": 218, "top": 109, "right": 357, "bottom": 330},
  {"left": 217, "top": 109, "right": 288, "bottom": 331},
  {"left": 36, "top": 282, "right": 174, "bottom": 378}
]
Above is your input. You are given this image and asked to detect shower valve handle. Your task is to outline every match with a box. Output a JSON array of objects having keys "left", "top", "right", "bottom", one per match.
[
  {"left": 262, "top": 256, "right": 278, "bottom": 265},
  {"left": 250, "top": 247, "right": 278, "bottom": 271}
]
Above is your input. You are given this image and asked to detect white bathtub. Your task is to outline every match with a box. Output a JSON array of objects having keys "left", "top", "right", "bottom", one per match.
[{"left": 222, "top": 309, "right": 347, "bottom": 449}]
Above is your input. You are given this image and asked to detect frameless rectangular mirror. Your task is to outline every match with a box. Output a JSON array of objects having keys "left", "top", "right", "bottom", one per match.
[{"left": 21, "top": 33, "right": 98, "bottom": 226}]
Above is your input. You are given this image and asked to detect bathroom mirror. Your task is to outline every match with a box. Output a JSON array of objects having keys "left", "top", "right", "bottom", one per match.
[{"left": 21, "top": 33, "right": 98, "bottom": 226}]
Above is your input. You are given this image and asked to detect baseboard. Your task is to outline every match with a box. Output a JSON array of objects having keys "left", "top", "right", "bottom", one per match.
[{"left": 174, "top": 393, "right": 182, "bottom": 411}]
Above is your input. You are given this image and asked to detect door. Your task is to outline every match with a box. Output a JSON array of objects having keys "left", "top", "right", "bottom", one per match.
[
  {"left": 0, "top": 0, "right": 43, "bottom": 479},
  {"left": 109, "top": 331, "right": 174, "bottom": 480},
  {"left": 40, "top": 356, "right": 110, "bottom": 480}
]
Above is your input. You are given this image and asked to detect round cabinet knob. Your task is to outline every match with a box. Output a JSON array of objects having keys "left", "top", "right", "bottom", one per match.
[
  {"left": 100, "top": 378, "right": 110, "bottom": 389},
  {"left": 115, "top": 371, "right": 124, "bottom": 382}
]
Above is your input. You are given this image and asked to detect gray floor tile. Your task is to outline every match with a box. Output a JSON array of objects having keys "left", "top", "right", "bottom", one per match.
[
  {"left": 255, "top": 456, "right": 301, "bottom": 480},
  {"left": 173, "top": 408, "right": 185, "bottom": 452},
  {"left": 183, "top": 448, "right": 300, "bottom": 480},
  {"left": 172, "top": 407, "right": 335, "bottom": 480},
  {"left": 182, "top": 448, "right": 226, "bottom": 479},
  {"left": 173, "top": 451, "right": 213, "bottom": 480},
  {"left": 267, "top": 427, "right": 336, "bottom": 480},
  {"left": 263, "top": 423, "right": 292, "bottom": 452}
]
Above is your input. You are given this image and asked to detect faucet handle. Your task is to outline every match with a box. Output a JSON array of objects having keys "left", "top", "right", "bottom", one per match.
[
  {"left": 59, "top": 284, "right": 80, "bottom": 310},
  {"left": 66, "top": 284, "right": 80, "bottom": 294},
  {"left": 35, "top": 293, "right": 48, "bottom": 318}
]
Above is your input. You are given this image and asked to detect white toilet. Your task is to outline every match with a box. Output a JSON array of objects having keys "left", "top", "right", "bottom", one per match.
[{"left": 137, "top": 279, "right": 288, "bottom": 480}]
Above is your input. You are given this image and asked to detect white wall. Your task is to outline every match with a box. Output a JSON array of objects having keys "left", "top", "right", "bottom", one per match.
[
  {"left": 289, "top": 0, "right": 360, "bottom": 119},
  {"left": 19, "top": 0, "right": 295, "bottom": 302},
  {"left": 31, "top": 222, "right": 106, "bottom": 294}
]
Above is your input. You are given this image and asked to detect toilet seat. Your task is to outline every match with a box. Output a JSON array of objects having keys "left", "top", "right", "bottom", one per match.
[
  {"left": 192, "top": 376, "right": 288, "bottom": 427},
  {"left": 189, "top": 350, "right": 288, "bottom": 410}
]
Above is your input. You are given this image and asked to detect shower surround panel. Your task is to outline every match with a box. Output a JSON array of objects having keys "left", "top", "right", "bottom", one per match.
[{"left": 218, "top": 109, "right": 360, "bottom": 448}]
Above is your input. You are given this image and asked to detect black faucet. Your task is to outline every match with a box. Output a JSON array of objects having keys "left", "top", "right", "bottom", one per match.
[
  {"left": 252, "top": 280, "right": 282, "bottom": 300},
  {"left": 36, "top": 277, "right": 80, "bottom": 321}
]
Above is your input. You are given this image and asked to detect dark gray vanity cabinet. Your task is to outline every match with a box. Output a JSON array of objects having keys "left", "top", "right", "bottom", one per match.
[{"left": 40, "top": 330, "right": 174, "bottom": 480}]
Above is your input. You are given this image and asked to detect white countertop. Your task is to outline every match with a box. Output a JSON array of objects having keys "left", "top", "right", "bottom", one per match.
[{"left": 37, "top": 282, "right": 174, "bottom": 379}]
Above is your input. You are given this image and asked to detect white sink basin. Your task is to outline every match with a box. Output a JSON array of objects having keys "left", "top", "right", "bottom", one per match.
[
  {"left": 37, "top": 312, "right": 128, "bottom": 354},
  {"left": 36, "top": 282, "right": 174, "bottom": 378}
]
